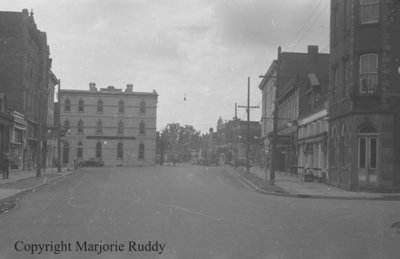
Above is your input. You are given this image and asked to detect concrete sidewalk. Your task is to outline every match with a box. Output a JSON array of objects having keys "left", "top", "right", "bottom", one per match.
[
  {"left": 0, "top": 167, "right": 73, "bottom": 209},
  {"left": 235, "top": 166, "right": 400, "bottom": 200}
]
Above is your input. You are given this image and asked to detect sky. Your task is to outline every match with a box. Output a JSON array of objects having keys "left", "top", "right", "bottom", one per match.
[{"left": 3, "top": 0, "right": 330, "bottom": 133}]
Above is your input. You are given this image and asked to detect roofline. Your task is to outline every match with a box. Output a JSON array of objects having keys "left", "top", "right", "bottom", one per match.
[
  {"left": 258, "top": 60, "right": 277, "bottom": 90},
  {"left": 59, "top": 89, "right": 158, "bottom": 97}
]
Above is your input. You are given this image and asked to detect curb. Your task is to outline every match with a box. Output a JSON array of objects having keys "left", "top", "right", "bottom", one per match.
[
  {"left": 0, "top": 172, "right": 74, "bottom": 211},
  {"left": 229, "top": 168, "right": 400, "bottom": 201}
]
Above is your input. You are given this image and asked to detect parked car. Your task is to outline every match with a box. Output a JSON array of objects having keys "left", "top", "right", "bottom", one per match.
[
  {"left": 78, "top": 158, "right": 104, "bottom": 167},
  {"left": 230, "top": 158, "right": 252, "bottom": 168}
]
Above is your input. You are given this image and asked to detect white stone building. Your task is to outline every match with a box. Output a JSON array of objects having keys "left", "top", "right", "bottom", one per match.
[{"left": 59, "top": 83, "right": 158, "bottom": 167}]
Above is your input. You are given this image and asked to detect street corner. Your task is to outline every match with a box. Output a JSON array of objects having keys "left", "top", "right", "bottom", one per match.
[{"left": 229, "top": 166, "right": 288, "bottom": 195}]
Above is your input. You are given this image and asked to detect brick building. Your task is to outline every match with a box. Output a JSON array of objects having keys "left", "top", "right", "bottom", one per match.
[
  {"left": 213, "top": 118, "right": 261, "bottom": 166},
  {"left": 60, "top": 83, "right": 158, "bottom": 167},
  {"left": 0, "top": 93, "right": 12, "bottom": 161},
  {"left": 0, "top": 9, "right": 52, "bottom": 170},
  {"left": 329, "top": 0, "right": 400, "bottom": 190},
  {"left": 272, "top": 46, "right": 329, "bottom": 174}
]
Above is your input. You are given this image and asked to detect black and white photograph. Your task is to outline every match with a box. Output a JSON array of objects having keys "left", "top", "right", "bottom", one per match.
[{"left": 0, "top": 0, "right": 400, "bottom": 258}]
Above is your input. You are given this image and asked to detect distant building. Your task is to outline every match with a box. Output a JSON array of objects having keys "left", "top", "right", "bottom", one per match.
[
  {"left": 59, "top": 83, "right": 158, "bottom": 167},
  {"left": 259, "top": 60, "right": 277, "bottom": 168},
  {"left": 44, "top": 71, "right": 58, "bottom": 168},
  {"left": 0, "top": 9, "right": 52, "bottom": 170},
  {"left": 329, "top": 0, "right": 400, "bottom": 191},
  {"left": 213, "top": 118, "right": 261, "bottom": 166}
]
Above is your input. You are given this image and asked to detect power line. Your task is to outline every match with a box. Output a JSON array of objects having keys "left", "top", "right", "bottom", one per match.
[
  {"left": 295, "top": 1, "right": 330, "bottom": 47},
  {"left": 285, "top": 0, "right": 325, "bottom": 51}
]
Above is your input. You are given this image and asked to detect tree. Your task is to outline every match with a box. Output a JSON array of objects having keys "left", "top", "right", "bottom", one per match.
[{"left": 161, "top": 123, "right": 201, "bottom": 162}]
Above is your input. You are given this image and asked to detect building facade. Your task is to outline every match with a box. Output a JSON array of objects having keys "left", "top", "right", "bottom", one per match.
[
  {"left": 0, "top": 9, "right": 52, "bottom": 170},
  {"left": 60, "top": 83, "right": 158, "bottom": 167},
  {"left": 329, "top": 0, "right": 400, "bottom": 191},
  {"left": 259, "top": 61, "right": 277, "bottom": 168},
  {"left": 0, "top": 93, "right": 12, "bottom": 161},
  {"left": 9, "top": 111, "right": 27, "bottom": 169},
  {"left": 273, "top": 46, "right": 329, "bottom": 174},
  {"left": 297, "top": 73, "right": 329, "bottom": 181},
  {"left": 212, "top": 118, "right": 261, "bottom": 166},
  {"left": 44, "top": 70, "right": 58, "bottom": 168}
]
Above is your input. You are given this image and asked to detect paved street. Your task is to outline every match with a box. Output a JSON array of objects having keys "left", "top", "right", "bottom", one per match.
[{"left": 0, "top": 165, "right": 399, "bottom": 259}]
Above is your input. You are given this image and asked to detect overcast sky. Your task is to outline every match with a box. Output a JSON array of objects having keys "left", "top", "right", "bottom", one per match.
[{"left": 3, "top": 0, "right": 330, "bottom": 133}]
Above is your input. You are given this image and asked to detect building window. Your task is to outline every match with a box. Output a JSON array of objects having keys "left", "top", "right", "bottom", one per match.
[
  {"left": 77, "top": 120, "right": 84, "bottom": 134},
  {"left": 332, "top": 67, "right": 338, "bottom": 103},
  {"left": 140, "top": 100, "right": 146, "bottom": 114},
  {"left": 65, "top": 99, "right": 71, "bottom": 112},
  {"left": 333, "top": 6, "right": 339, "bottom": 44},
  {"left": 117, "top": 142, "right": 123, "bottom": 159},
  {"left": 341, "top": 124, "right": 347, "bottom": 167},
  {"left": 360, "top": 0, "right": 379, "bottom": 24},
  {"left": 97, "top": 99, "right": 103, "bottom": 113},
  {"left": 331, "top": 127, "right": 337, "bottom": 166},
  {"left": 63, "top": 141, "right": 69, "bottom": 164},
  {"left": 343, "top": 60, "right": 350, "bottom": 98},
  {"left": 78, "top": 99, "right": 84, "bottom": 112},
  {"left": 77, "top": 141, "right": 83, "bottom": 159},
  {"left": 64, "top": 119, "right": 70, "bottom": 132},
  {"left": 359, "top": 54, "right": 378, "bottom": 94},
  {"left": 139, "top": 121, "right": 145, "bottom": 135},
  {"left": 96, "top": 141, "right": 102, "bottom": 158},
  {"left": 139, "top": 143, "right": 145, "bottom": 159},
  {"left": 118, "top": 120, "right": 124, "bottom": 135},
  {"left": 118, "top": 100, "right": 124, "bottom": 113},
  {"left": 96, "top": 120, "right": 103, "bottom": 135},
  {"left": 344, "top": 0, "right": 350, "bottom": 32}
]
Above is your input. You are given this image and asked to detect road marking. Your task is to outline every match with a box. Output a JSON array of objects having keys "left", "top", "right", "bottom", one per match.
[{"left": 148, "top": 201, "right": 267, "bottom": 231}]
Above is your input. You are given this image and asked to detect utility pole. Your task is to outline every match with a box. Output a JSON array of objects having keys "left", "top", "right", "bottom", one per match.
[
  {"left": 234, "top": 102, "right": 238, "bottom": 169},
  {"left": 238, "top": 77, "right": 259, "bottom": 173},
  {"left": 57, "top": 79, "right": 62, "bottom": 173},
  {"left": 270, "top": 47, "right": 281, "bottom": 185},
  {"left": 36, "top": 83, "right": 43, "bottom": 177}
]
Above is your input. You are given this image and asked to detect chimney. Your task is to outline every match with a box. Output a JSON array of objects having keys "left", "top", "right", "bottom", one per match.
[
  {"left": 308, "top": 45, "right": 319, "bottom": 55},
  {"left": 125, "top": 84, "right": 133, "bottom": 93},
  {"left": 89, "top": 82, "right": 97, "bottom": 91}
]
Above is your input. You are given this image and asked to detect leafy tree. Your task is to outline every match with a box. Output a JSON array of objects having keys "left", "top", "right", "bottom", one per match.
[{"left": 161, "top": 123, "right": 201, "bottom": 161}]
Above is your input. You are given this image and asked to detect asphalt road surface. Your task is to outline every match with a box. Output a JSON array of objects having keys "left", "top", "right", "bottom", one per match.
[{"left": 0, "top": 165, "right": 399, "bottom": 259}]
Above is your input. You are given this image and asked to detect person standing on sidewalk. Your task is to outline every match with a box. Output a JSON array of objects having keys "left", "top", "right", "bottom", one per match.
[{"left": 1, "top": 153, "right": 10, "bottom": 180}]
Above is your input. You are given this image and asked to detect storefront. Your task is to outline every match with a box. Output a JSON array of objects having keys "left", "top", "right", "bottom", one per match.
[
  {"left": 297, "top": 110, "right": 329, "bottom": 181},
  {"left": 0, "top": 93, "right": 12, "bottom": 161},
  {"left": 10, "top": 111, "right": 27, "bottom": 169}
]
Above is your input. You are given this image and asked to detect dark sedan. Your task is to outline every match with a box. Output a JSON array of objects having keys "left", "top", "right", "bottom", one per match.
[{"left": 78, "top": 158, "right": 104, "bottom": 167}]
